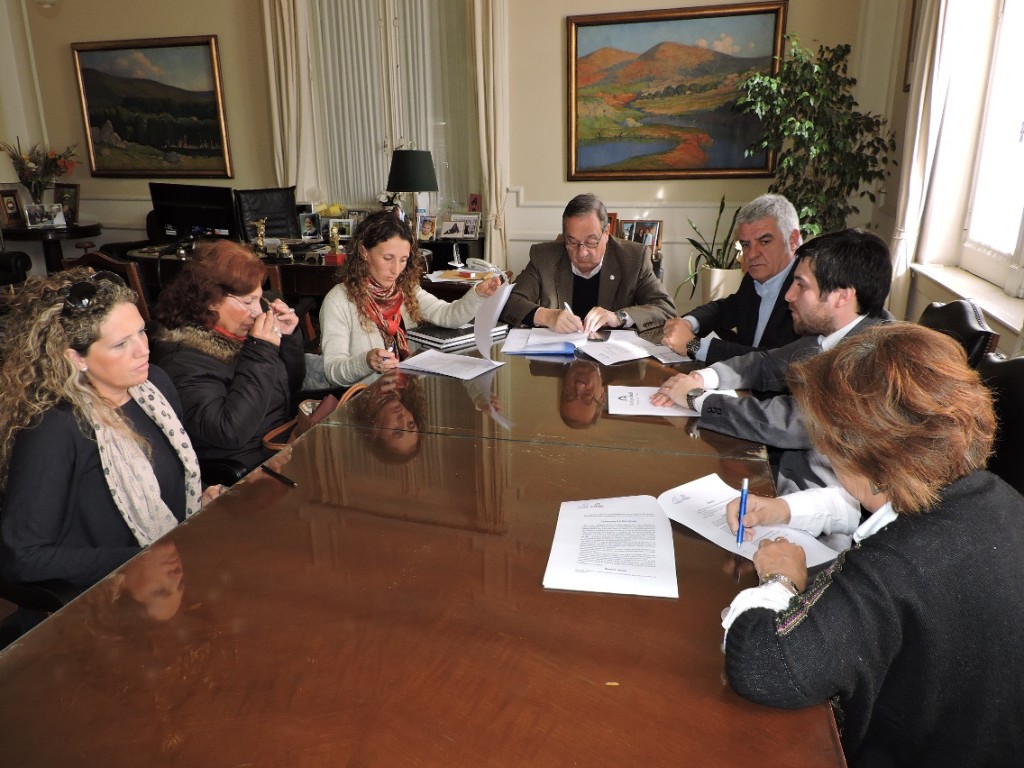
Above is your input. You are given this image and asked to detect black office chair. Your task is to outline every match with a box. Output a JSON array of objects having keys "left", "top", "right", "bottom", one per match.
[
  {"left": 0, "top": 249, "right": 31, "bottom": 288},
  {"left": 976, "top": 351, "right": 1024, "bottom": 495},
  {"left": 235, "top": 186, "right": 302, "bottom": 242},
  {"left": 917, "top": 298, "right": 999, "bottom": 368}
]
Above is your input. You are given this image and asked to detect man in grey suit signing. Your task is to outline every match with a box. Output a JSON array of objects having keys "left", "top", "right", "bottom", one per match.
[
  {"left": 501, "top": 193, "right": 675, "bottom": 333},
  {"left": 653, "top": 229, "right": 894, "bottom": 527}
]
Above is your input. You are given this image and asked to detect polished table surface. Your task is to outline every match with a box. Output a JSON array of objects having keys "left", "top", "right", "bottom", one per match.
[
  {"left": 0, "top": 352, "right": 844, "bottom": 767},
  {"left": 1, "top": 221, "right": 103, "bottom": 273}
]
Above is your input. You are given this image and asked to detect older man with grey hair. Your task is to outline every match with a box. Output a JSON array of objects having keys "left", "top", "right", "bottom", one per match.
[
  {"left": 663, "top": 193, "right": 802, "bottom": 364},
  {"left": 501, "top": 193, "right": 675, "bottom": 333}
]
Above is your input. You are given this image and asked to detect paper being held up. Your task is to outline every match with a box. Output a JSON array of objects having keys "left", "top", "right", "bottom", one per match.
[{"left": 660, "top": 473, "right": 841, "bottom": 567}]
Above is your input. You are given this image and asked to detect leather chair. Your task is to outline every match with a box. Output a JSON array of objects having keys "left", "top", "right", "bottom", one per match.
[
  {"left": 917, "top": 298, "right": 999, "bottom": 368},
  {"left": 62, "top": 250, "right": 152, "bottom": 323},
  {"left": 235, "top": 186, "right": 301, "bottom": 242},
  {"left": 0, "top": 250, "right": 31, "bottom": 288},
  {"left": 976, "top": 352, "right": 1024, "bottom": 494}
]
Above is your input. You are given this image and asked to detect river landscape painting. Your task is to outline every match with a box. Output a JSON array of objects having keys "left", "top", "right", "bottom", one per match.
[{"left": 567, "top": 3, "right": 787, "bottom": 180}]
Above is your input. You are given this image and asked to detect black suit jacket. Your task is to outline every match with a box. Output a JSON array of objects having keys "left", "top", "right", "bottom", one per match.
[{"left": 688, "top": 261, "right": 799, "bottom": 364}]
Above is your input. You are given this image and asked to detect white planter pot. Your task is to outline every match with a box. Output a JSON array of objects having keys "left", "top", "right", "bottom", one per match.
[{"left": 700, "top": 268, "right": 744, "bottom": 303}]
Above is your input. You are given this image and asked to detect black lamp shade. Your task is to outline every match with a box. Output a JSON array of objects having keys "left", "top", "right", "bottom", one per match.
[{"left": 386, "top": 150, "right": 439, "bottom": 193}]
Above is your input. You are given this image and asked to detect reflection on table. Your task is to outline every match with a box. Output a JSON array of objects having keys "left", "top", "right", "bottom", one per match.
[{"left": 0, "top": 419, "right": 841, "bottom": 766}]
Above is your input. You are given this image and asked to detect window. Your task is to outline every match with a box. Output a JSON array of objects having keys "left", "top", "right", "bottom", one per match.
[
  {"left": 312, "top": 0, "right": 480, "bottom": 212},
  {"left": 961, "top": 0, "right": 1024, "bottom": 287}
]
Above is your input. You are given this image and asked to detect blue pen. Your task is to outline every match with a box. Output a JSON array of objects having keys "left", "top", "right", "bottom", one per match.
[{"left": 736, "top": 478, "right": 749, "bottom": 546}]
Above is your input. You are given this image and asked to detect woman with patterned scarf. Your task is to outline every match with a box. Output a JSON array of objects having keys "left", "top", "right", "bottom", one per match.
[
  {"left": 150, "top": 240, "right": 305, "bottom": 476},
  {"left": 319, "top": 209, "right": 500, "bottom": 387},
  {"left": 0, "top": 268, "right": 216, "bottom": 593}
]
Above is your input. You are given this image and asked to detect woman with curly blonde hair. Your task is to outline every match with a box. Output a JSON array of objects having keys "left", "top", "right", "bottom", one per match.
[
  {"left": 0, "top": 268, "right": 216, "bottom": 590},
  {"left": 319, "top": 209, "right": 500, "bottom": 386}
]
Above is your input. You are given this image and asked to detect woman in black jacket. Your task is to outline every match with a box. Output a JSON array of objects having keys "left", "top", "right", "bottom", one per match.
[{"left": 151, "top": 240, "right": 304, "bottom": 474}]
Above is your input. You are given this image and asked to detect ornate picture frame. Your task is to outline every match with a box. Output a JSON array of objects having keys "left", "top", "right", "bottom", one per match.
[
  {"left": 71, "top": 35, "right": 232, "bottom": 178},
  {"left": 567, "top": 2, "right": 787, "bottom": 180}
]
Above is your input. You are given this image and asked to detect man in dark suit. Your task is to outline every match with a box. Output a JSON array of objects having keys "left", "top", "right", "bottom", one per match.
[
  {"left": 653, "top": 229, "right": 894, "bottom": 507},
  {"left": 662, "top": 194, "right": 802, "bottom": 364},
  {"left": 501, "top": 193, "right": 675, "bottom": 333}
]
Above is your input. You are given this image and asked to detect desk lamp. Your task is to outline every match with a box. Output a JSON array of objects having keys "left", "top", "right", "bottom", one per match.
[{"left": 385, "top": 150, "right": 439, "bottom": 221}]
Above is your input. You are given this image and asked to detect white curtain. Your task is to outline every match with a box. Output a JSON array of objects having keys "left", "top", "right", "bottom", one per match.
[
  {"left": 887, "top": 0, "right": 948, "bottom": 320},
  {"left": 261, "top": 0, "right": 324, "bottom": 197},
  {"left": 471, "top": 0, "right": 509, "bottom": 267}
]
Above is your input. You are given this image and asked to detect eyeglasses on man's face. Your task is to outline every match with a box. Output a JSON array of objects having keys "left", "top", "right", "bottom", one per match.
[
  {"left": 563, "top": 232, "right": 605, "bottom": 252},
  {"left": 62, "top": 271, "right": 127, "bottom": 316}
]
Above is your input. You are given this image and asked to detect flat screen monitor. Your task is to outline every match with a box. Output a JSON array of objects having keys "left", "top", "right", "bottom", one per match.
[{"left": 149, "top": 182, "right": 237, "bottom": 241}]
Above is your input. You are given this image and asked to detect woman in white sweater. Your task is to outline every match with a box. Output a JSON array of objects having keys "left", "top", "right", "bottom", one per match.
[{"left": 319, "top": 210, "right": 500, "bottom": 386}]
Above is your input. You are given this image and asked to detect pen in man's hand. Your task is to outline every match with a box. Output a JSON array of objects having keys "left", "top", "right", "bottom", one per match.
[
  {"left": 261, "top": 463, "right": 297, "bottom": 488},
  {"left": 736, "top": 478, "right": 748, "bottom": 546},
  {"left": 563, "top": 301, "right": 573, "bottom": 314}
]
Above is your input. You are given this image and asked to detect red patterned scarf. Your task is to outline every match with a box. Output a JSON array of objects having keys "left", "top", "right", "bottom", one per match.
[{"left": 361, "top": 279, "right": 409, "bottom": 359}]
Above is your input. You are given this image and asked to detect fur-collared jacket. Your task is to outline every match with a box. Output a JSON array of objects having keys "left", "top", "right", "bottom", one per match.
[{"left": 151, "top": 325, "right": 305, "bottom": 472}]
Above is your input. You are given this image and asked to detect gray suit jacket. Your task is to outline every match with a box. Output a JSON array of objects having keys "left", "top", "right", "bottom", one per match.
[
  {"left": 698, "top": 313, "right": 892, "bottom": 492},
  {"left": 501, "top": 237, "right": 675, "bottom": 331}
]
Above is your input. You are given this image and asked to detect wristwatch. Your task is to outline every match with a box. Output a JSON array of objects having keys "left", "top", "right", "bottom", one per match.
[
  {"left": 615, "top": 309, "right": 629, "bottom": 327},
  {"left": 686, "top": 387, "right": 705, "bottom": 412},
  {"left": 685, "top": 337, "right": 701, "bottom": 360}
]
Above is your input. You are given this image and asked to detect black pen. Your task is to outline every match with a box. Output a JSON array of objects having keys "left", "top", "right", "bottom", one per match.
[{"left": 261, "top": 463, "right": 297, "bottom": 487}]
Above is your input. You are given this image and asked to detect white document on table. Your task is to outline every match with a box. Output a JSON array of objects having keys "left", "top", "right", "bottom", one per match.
[
  {"left": 543, "top": 495, "right": 679, "bottom": 599},
  {"left": 474, "top": 281, "right": 513, "bottom": 359},
  {"left": 579, "top": 337, "right": 649, "bottom": 365},
  {"left": 659, "top": 473, "right": 841, "bottom": 567},
  {"left": 399, "top": 348, "right": 503, "bottom": 380},
  {"left": 607, "top": 386, "right": 697, "bottom": 417},
  {"left": 501, "top": 328, "right": 585, "bottom": 355},
  {"left": 608, "top": 330, "right": 690, "bottom": 365}
]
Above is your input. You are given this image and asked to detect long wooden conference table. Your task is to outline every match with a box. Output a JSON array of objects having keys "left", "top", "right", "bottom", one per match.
[{"left": 0, "top": 347, "right": 845, "bottom": 767}]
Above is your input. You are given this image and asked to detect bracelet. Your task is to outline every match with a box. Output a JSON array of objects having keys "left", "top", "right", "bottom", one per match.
[{"left": 759, "top": 572, "right": 800, "bottom": 595}]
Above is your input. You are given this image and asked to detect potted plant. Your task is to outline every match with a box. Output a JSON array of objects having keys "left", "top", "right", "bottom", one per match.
[
  {"left": 736, "top": 37, "right": 896, "bottom": 238},
  {"left": 678, "top": 196, "right": 742, "bottom": 303}
]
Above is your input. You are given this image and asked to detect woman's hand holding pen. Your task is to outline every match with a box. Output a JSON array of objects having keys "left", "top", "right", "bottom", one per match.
[
  {"left": 725, "top": 494, "right": 791, "bottom": 540},
  {"left": 366, "top": 346, "right": 399, "bottom": 373}
]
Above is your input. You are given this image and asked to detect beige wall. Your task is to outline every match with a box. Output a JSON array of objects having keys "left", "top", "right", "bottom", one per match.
[{"left": 20, "top": 0, "right": 275, "bottom": 241}]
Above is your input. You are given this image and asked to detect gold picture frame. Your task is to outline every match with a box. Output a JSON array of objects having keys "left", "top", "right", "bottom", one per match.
[{"left": 72, "top": 35, "right": 232, "bottom": 178}]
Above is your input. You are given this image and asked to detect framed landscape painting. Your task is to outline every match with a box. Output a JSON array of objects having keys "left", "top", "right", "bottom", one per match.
[
  {"left": 72, "top": 35, "right": 232, "bottom": 177},
  {"left": 567, "top": 2, "right": 787, "bottom": 180}
]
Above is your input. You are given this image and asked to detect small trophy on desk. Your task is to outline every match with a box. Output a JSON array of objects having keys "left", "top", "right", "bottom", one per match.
[{"left": 252, "top": 217, "right": 268, "bottom": 255}]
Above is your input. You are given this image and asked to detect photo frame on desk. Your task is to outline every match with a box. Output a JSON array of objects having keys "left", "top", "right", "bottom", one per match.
[
  {"left": 416, "top": 213, "right": 437, "bottom": 241},
  {"left": 53, "top": 182, "right": 80, "bottom": 225},
  {"left": 299, "top": 212, "right": 322, "bottom": 241},
  {"left": 0, "top": 189, "right": 24, "bottom": 226},
  {"left": 451, "top": 213, "right": 481, "bottom": 239},
  {"left": 439, "top": 219, "right": 465, "bottom": 239}
]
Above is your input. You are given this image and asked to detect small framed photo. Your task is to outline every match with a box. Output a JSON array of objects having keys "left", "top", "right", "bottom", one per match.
[
  {"left": 451, "top": 213, "right": 481, "bottom": 239},
  {"left": 53, "top": 182, "right": 80, "bottom": 225},
  {"left": 440, "top": 219, "right": 465, "bottom": 239},
  {"left": 468, "top": 193, "right": 481, "bottom": 212},
  {"left": 416, "top": 213, "right": 437, "bottom": 241},
  {"left": 299, "top": 212, "right": 322, "bottom": 241},
  {"left": 0, "top": 189, "right": 24, "bottom": 226},
  {"left": 618, "top": 218, "right": 663, "bottom": 259},
  {"left": 325, "top": 218, "right": 349, "bottom": 240},
  {"left": 25, "top": 203, "right": 63, "bottom": 228}
]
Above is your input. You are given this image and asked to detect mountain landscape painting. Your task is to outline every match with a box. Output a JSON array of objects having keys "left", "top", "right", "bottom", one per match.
[
  {"left": 568, "top": 5, "right": 787, "bottom": 180},
  {"left": 72, "top": 36, "right": 232, "bottom": 178}
]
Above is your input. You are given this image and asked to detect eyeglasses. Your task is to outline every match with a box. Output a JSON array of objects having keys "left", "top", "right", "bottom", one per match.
[
  {"left": 563, "top": 233, "right": 605, "bottom": 252},
  {"left": 227, "top": 293, "right": 270, "bottom": 316},
  {"left": 62, "top": 271, "right": 127, "bottom": 316}
]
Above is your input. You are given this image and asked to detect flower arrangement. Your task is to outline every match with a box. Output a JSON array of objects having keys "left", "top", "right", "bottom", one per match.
[{"left": 0, "top": 138, "right": 78, "bottom": 204}]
